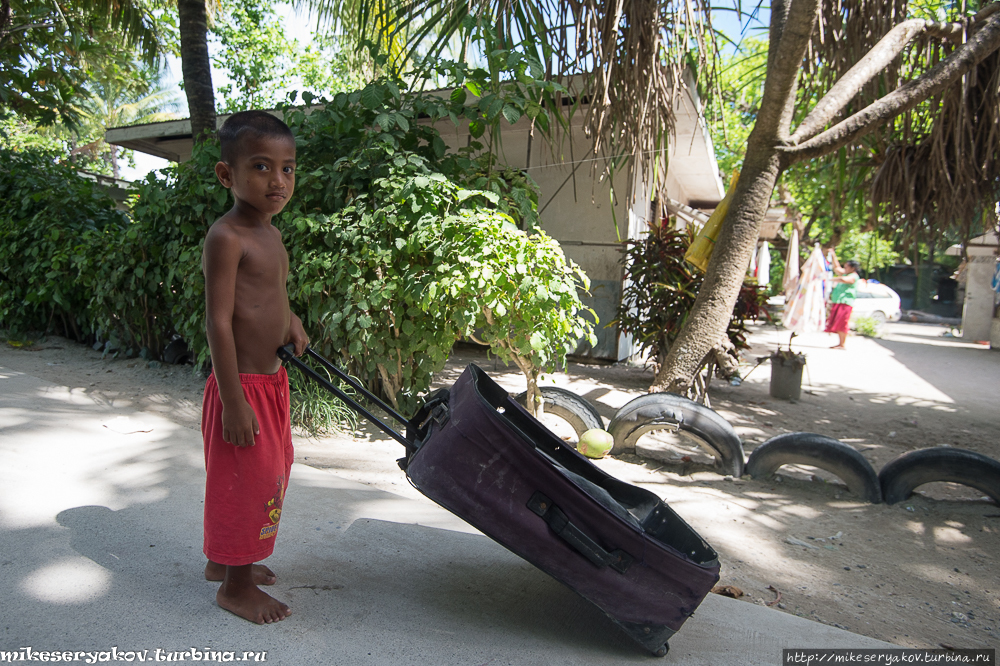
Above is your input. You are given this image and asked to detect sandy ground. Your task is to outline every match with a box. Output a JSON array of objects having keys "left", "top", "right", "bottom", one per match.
[{"left": 1, "top": 321, "right": 997, "bottom": 650}]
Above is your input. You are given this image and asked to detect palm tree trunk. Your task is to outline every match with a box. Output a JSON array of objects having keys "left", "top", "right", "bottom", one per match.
[
  {"left": 653, "top": 147, "right": 784, "bottom": 392},
  {"left": 653, "top": 0, "right": 818, "bottom": 392},
  {"left": 0, "top": 0, "right": 11, "bottom": 45},
  {"left": 178, "top": 0, "right": 216, "bottom": 142},
  {"left": 655, "top": 0, "right": 1000, "bottom": 392}
]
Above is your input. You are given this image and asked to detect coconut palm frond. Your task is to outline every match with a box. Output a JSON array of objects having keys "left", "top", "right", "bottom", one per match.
[
  {"left": 113, "top": 88, "right": 182, "bottom": 124},
  {"left": 61, "top": 0, "right": 162, "bottom": 64},
  {"left": 72, "top": 73, "right": 179, "bottom": 148},
  {"left": 299, "top": 0, "right": 411, "bottom": 75}
]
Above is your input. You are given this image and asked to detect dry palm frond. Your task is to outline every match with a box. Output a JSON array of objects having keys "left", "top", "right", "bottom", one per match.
[
  {"left": 870, "top": 48, "right": 1000, "bottom": 248},
  {"left": 301, "top": 0, "right": 719, "bottom": 195},
  {"left": 791, "top": 0, "right": 1000, "bottom": 249},
  {"left": 566, "top": 0, "right": 713, "bottom": 188},
  {"left": 804, "top": 0, "right": 908, "bottom": 102}
]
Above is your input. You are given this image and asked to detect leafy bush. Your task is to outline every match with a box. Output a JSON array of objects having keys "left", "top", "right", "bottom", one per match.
[
  {"left": 2, "top": 61, "right": 591, "bottom": 421},
  {"left": 282, "top": 67, "right": 553, "bottom": 230},
  {"left": 0, "top": 147, "right": 127, "bottom": 341},
  {"left": 0, "top": 139, "right": 224, "bottom": 362},
  {"left": 281, "top": 83, "right": 452, "bottom": 217},
  {"left": 277, "top": 74, "right": 584, "bottom": 412},
  {"left": 616, "top": 220, "right": 768, "bottom": 370},
  {"left": 88, "top": 141, "right": 229, "bottom": 363},
  {"left": 287, "top": 157, "right": 594, "bottom": 414},
  {"left": 460, "top": 212, "right": 596, "bottom": 416},
  {"left": 852, "top": 315, "right": 881, "bottom": 338},
  {"left": 287, "top": 171, "right": 484, "bottom": 413}
]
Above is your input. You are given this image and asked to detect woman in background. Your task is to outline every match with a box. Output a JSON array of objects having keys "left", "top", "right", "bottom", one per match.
[{"left": 825, "top": 256, "right": 861, "bottom": 349}]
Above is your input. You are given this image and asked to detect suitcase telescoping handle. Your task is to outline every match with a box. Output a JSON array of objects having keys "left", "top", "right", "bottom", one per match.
[{"left": 277, "top": 344, "right": 414, "bottom": 450}]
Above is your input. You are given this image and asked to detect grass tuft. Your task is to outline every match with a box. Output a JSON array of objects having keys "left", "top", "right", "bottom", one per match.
[{"left": 288, "top": 366, "right": 359, "bottom": 437}]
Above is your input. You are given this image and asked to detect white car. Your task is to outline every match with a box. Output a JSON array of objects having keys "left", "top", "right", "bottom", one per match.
[{"left": 850, "top": 280, "right": 902, "bottom": 324}]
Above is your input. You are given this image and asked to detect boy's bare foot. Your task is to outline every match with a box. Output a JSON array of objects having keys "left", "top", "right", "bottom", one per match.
[
  {"left": 205, "top": 560, "right": 276, "bottom": 585},
  {"left": 217, "top": 583, "right": 291, "bottom": 624},
  {"left": 831, "top": 344, "right": 846, "bottom": 349},
  {"left": 216, "top": 564, "right": 291, "bottom": 624}
]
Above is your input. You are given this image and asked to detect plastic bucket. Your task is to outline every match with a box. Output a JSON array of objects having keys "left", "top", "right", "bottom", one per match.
[{"left": 769, "top": 356, "right": 804, "bottom": 401}]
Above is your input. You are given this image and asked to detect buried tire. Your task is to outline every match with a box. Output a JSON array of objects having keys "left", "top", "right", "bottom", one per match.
[
  {"left": 163, "top": 337, "right": 193, "bottom": 365},
  {"left": 878, "top": 447, "right": 1000, "bottom": 505},
  {"left": 745, "top": 433, "right": 882, "bottom": 503},
  {"left": 607, "top": 394, "right": 745, "bottom": 477},
  {"left": 514, "top": 387, "right": 604, "bottom": 439}
]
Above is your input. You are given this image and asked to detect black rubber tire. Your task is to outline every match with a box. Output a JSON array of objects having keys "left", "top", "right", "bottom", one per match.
[
  {"left": 514, "top": 386, "right": 603, "bottom": 439},
  {"left": 745, "top": 433, "right": 882, "bottom": 503},
  {"left": 878, "top": 447, "right": 1000, "bottom": 505},
  {"left": 163, "top": 337, "right": 192, "bottom": 365},
  {"left": 607, "top": 393, "right": 745, "bottom": 477},
  {"left": 653, "top": 643, "right": 669, "bottom": 658}
]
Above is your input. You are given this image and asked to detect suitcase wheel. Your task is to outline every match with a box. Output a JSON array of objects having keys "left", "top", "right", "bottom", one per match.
[{"left": 653, "top": 643, "right": 669, "bottom": 658}]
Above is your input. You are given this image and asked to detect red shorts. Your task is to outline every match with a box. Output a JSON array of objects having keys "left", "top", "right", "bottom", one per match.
[
  {"left": 825, "top": 302, "right": 853, "bottom": 334},
  {"left": 202, "top": 368, "right": 294, "bottom": 566}
]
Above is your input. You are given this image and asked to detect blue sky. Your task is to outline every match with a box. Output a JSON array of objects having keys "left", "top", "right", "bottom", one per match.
[{"left": 714, "top": 3, "right": 771, "bottom": 52}]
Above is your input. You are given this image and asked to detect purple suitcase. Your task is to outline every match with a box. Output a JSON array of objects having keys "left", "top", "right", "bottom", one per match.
[{"left": 280, "top": 347, "right": 721, "bottom": 657}]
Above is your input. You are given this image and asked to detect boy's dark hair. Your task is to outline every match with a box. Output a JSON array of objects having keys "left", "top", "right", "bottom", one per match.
[
  {"left": 845, "top": 259, "right": 861, "bottom": 271},
  {"left": 218, "top": 110, "right": 294, "bottom": 163}
]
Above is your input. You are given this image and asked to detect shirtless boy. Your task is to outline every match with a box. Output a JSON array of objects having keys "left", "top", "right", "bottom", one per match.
[{"left": 200, "top": 110, "right": 309, "bottom": 624}]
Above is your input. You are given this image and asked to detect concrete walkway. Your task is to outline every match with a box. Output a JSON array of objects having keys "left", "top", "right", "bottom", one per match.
[{"left": 0, "top": 365, "right": 895, "bottom": 665}]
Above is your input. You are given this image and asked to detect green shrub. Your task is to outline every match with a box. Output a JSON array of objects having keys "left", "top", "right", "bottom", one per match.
[
  {"left": 853, "top": 315, "right": 881, "bottom": 338},
  {"left": 287, "top": 149, "right": 595, "bottom": 415},
  {"left": 278, "top": 76, "right": 584, "bottom": 412},
  {"left": 286, "top": 172, "right": 482, "bottom": 413},
  {"left": 458, "top": 209, "right": 596, "bottom": 417},
  {"left": 0, "top": 147, "right": 127, "bottom": 341},
  {"left": 88, "top": 141, "right": 228, "bottom": 363},
  {"left": 2, "top": 66, "right": 590, "bottom": 422},
  {"left": 281, "top": 72, "right": 550, "bottom": 230}
]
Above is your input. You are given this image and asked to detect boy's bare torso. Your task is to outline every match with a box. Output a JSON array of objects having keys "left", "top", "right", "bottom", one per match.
[{"left": 208, "top": 217, "right": 291, "bottom": 376}]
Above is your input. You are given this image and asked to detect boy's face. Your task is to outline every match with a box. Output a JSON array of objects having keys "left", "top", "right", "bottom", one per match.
[{"left": 215, "top": 134, "right": 296, "bottom": 217}]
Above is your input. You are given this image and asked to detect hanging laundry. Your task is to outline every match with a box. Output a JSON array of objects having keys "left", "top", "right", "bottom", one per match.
[
  {"left": 782, "top": 245, "right": 829, "bottom": 334},
  {"left": 757, "top": 241, "right": 771, "bottom": 288},
  {"left": 782, "top": 226, "right": 800, "bottom": 298}
]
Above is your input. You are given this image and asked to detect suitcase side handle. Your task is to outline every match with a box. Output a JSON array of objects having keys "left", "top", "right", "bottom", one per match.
[
  {"left": 527, "top": 492, "right": 633, "bottom": 574},
  {"left": 278, "top": 344, "right": 414, "bottom": 452}
]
